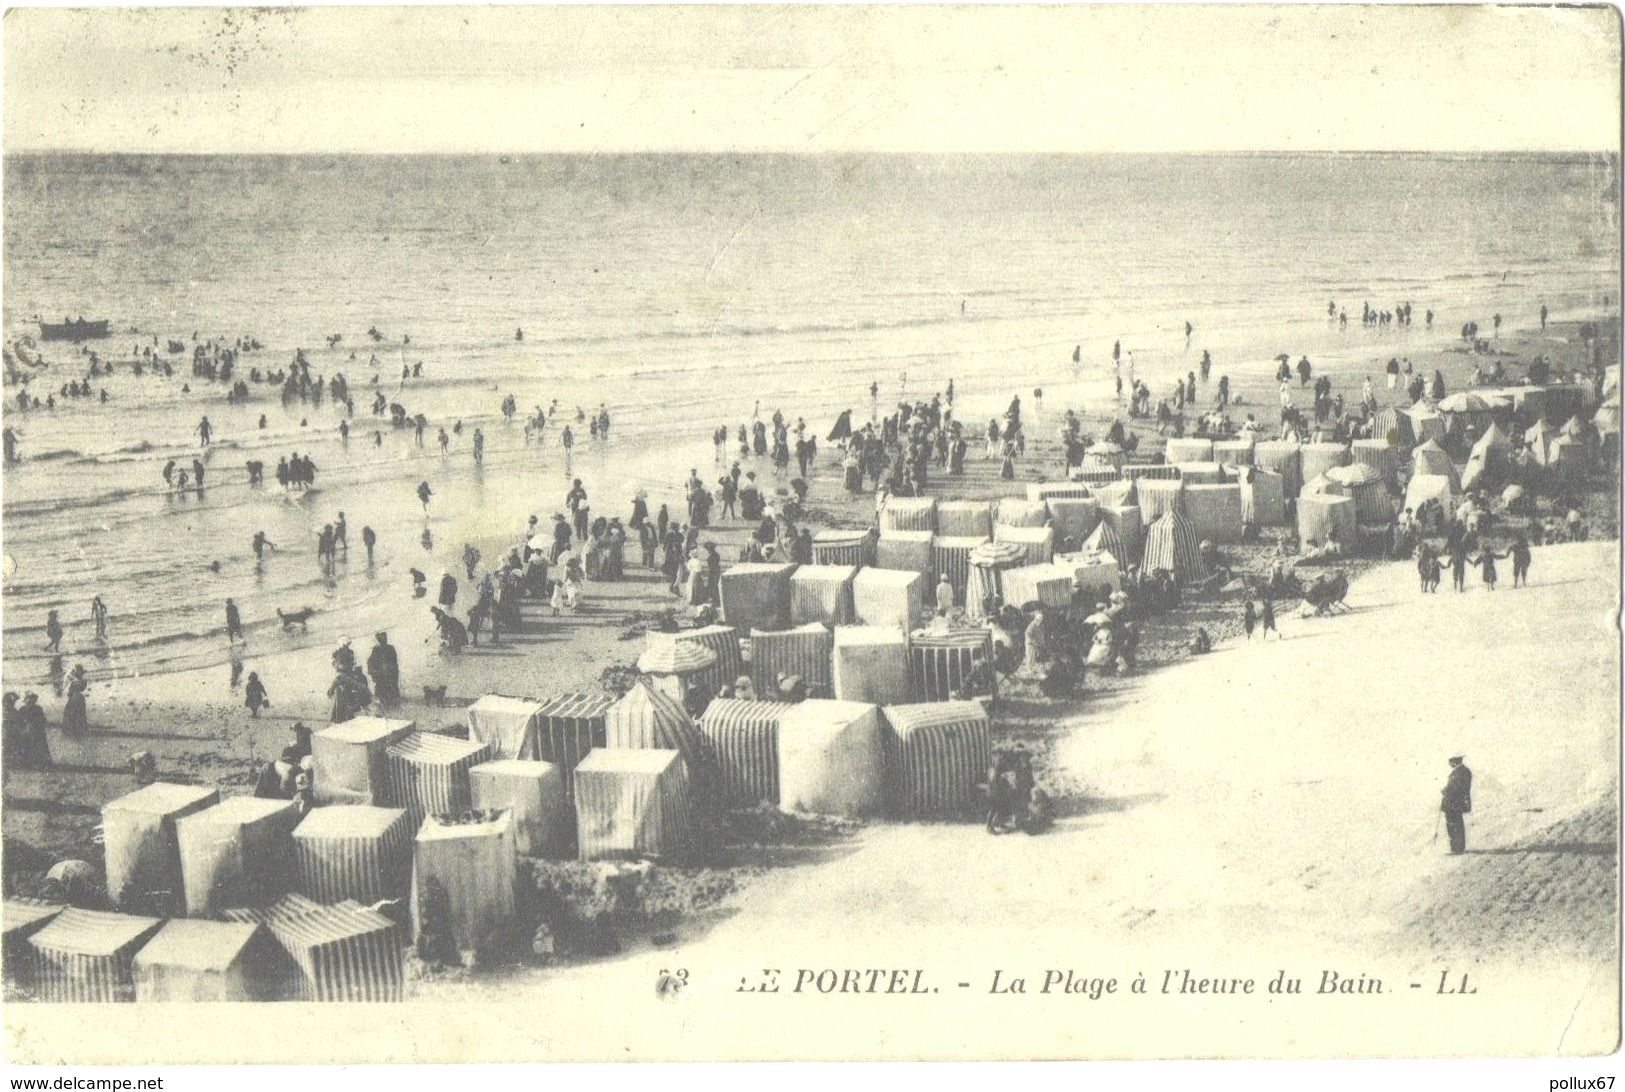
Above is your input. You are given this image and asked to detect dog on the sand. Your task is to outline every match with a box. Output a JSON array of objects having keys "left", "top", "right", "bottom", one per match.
[{"left": 276, "top": 607, "right": 316, "bottom": 632}]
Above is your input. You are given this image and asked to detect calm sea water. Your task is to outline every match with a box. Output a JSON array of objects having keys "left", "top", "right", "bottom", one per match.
[{"left": 2, "top": 152, "right": 1618, "bottom": 683}]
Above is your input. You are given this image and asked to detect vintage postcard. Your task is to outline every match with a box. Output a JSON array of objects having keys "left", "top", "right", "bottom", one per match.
[{"left": 0, "top": 3, "right": 1619, "bottom": 1065}]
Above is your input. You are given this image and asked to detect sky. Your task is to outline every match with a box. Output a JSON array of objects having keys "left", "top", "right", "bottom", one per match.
[{"left": 3, "top": 5, "right": 1620, "bottom": 154}]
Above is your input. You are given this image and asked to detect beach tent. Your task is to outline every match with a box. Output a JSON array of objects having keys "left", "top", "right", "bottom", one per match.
[
  {"left": 1350, "top": 438, "right": 1401, "bottom": 490},
  {"left": 880, "top": 495, "right": 937, "bottom": 533},
  {"left": 1472, "top": 421, "right": 1514, "bottom": 466},
  {"left": 1131, "top": 481, "right": 1183, "bottom": 523},
  {"left": 1403, "top": 401, "right": 1446, "bottom": 445},
  {"left": 1299, "top": 473, "right": 1345, "bottom": 499},
  {"left": 657, "top": 625, "right": 741, "bottom": 697},
  {"left": 469, "top": 760, "right": 571, "bottom": 858},
  {"left": 875, "top": 531, "right": 935, "bottom": 587},
  {"left": 1182, "top": 484, "right": 1244, "bottom": 543},
  {"left": 1070, "top": 467, "right": 1121, "bottom": 487},
  {"left": 935, "top": 501, "right": 992, "bottom": 539},
  {"left": 1410, "top": 439, "right": 1461, "bottom": 491},
  {"left": 1044, "top": 498, "right": 1101, "bottom": 550},
  {"left": 1236, "top": 466, "right": 1287, "bottom": 526},
  {"left": 907, "top": 627, "right": 995, "bottom": 702},
  {"left": 1522, "top": 417, "right": 1558, "bottom": 464},
  {"left": 412, "top": 810, "right": 517, "bottom": 960},
  {"left": 1403, "top": 474, "right": 1457, "bottom": 519},
  {"left": 750, "top": 622, "right": 833, "bottom": 697},
  {"left": 993, "top": 523, "right": 1056, "bottom": 566},
  {"left": 1123, "top": 464, "right": 1181, "bottom": 482},
  {"left": 27, "top": 908, "right": 164, "bottom": 1003},
  {"left": 719, "top": 562, "right": 797, "bottom": 631},
  {"left": 1081, "top": 521, "right": 1128, "bottom": 572},
  {"left": 1082, "top": 441, "right": 1125, "bottom": 472},
  {"left": 2, "top": 899, "right": 63, "bottom": 991},
  {"left": 1174, "top": 462, "right": 1225, "bottom": 485},
  {"left": 1297, "top": 494, "right": 1357, "bottom": 546},
  {"left": 1300, "top": 442, "right": 1350, "bottom": 484},
  {"left": 607, "top": 679, "right": 720, "bottom": 817},
  {"left": 1164, "top": 437, "right": 1214, "bottom": 463},
  {"left": 133, "top": 919, "right": 292, "bottom": 1003},
  {"left": 1252, "top": 440, "right": 1303, "bottom": 498},
  {"left": 533, "top": 691, "right": 616, "bottom": 801},
  {"left": 1141, "top": 511, "right": 1210, "bottom": 585},
  {"left": 1092, "top": 478, "right": 1136, "bottom": 509},
  {"left": 1212, "top": 438, "right": 1255, "bottom": 465},
  {"left": 1326, "top": 463, "right": 1393, "bottom": 525},
  {"left": 386, "top": 732, "right": 496, "bottom": 825},
  {"left": 1595, "top": 399, "right": 1621, "bottom": 442},
  {"left": 932, "top": 535, "right": 989, "bottom": 607},
  {"left": 698, "top": 699, "right": 794, "bottom": 806},
  {"left": 789, "top": 563, "right": 858, "bottom": 626},
  {"left": 1026, "top": 481, "right": 1093, "bottom": 503},
  {"left": 1561, "top": 414, "right": 1597, "bottom": 447},
  {"left": 853, "top": 567, "right": 927, "bottom": 630},
  {"left": 777, "top": 700, "right": 887, "bottom": 818},
  {"left": 224, "top": 893, "right": 404, "bottom": 1003},
  {"left": 102, "top": 783, "right": 220, "bottom": 914},
  {"left": 635, "top": 639, "right": 718, "bottom": 706},
  {"left": 1370, "top": 407, "right": 1415, "bottom": 451},
  {"left": 831, "top": 626, "right": 912, "bottom": 706},
  {"left": 881, "top": 701, "right": 992, "bottom": 819},
  {"left": 312, "top": 717, "right": 415, "bottom": 807},
  {"left": 995, "top": 497, "right": 1050, "bottom": 528},
  {"left": 966, "top": 540, "right": 1029, "bottom": 620},
  {"left": 1098, "top": 505, "right": 1144, "bottom": 560},
  {"left": 1000, "top": 562, "right": 1078, "bottom": 610},
  {"left": 290, "top": 805, "right": 413, "bottom": 905},
  {"left": 573, "top": 748, "right": 694, "bottom": 862},
  {"left": 1547, "top": 435, "right": 1591, "bottom": 480},
  {"left": 811, "top": 527, "right": 876, "bottom": 567},
  {"left": 465, "top": 695, "right": 546, "bottom": 760},
  {"left": 176, "top": 797, "right": 301, "bottom": 917},
  {"left": 1053, "top": 550, "right": 1123, "bottom": 595}
]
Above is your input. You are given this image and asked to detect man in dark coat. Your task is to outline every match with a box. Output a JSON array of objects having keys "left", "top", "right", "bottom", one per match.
[
  {"left": 367, "top": 632, "right": 400, "bottom": 704},
  {"left": 1440, "top": 755, "right": 1473, "bottom": 854},
  {"left": 438, "top": 572, "right": 458, "bottom": 609}
]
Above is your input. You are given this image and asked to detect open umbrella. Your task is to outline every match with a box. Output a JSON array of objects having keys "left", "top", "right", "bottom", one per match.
[
  {"left": 1437, "top": 392, "right": 1492, "bottom": 414},
  {"left": 636, "top": 638, "right": 719, "bottom": 677}
]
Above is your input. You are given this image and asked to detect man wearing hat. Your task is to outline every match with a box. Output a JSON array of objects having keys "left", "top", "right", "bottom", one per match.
[{"left": 1440, "top": 755, "right": 1473, "bottom": 854}]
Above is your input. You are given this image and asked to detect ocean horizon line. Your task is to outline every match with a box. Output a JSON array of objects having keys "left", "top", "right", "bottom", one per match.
[{"left": 4, "top": 148, "right": 1618, "bottom": 163}]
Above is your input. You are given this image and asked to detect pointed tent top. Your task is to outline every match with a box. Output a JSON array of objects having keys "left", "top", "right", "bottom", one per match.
[{"left": 637, "top": 638, "right": 719, "bottom": 676}]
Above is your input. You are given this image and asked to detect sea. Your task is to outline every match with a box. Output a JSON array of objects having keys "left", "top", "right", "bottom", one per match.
[{"left": 1, "top": 152, "right": 1618, "bottom": 686}]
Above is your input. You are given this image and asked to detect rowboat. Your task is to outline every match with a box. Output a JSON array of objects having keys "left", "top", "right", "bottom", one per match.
[{"left": 38, "top": 319, "right": 111, "bottom": 342}]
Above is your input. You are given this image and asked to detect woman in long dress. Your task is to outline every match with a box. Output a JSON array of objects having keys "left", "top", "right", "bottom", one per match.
[{"left": 62, "top": 666, "right": 89, "bottom": 736}]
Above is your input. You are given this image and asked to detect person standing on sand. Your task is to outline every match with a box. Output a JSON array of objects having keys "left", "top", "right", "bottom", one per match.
[
  {"left": 568, "top": 479, "right": 590, "bottom": 543},
  {"left": 368, "top": 632, "right": 401, "bottom": 704},
  {"left": 90, "top": 597, "right": 108, "bottom": 641},
  {"left": 1440, "top": 756, "right": 1472, "bottom": 854},
  {"left": 1242, "top": 600, "right": 1257, "bottom": 640},
  {"left": 1260, "top": 597, "right": 1279, "bottom": 640},
  {"left": 438, "top": 572, "right": 458, "bottom": 610},
  {"left": 44, "top": 610, "right": 63, "bottom": 653},
  {"left": 62, "top": 665, "right": 89, "bottom": 736},
  {"left": 244, "top": 671, "right": 270, "bottom": 717},
  {"left": 225, "top": 598, "right": 244, "bottom": 643},
  {"left": 197, "top": 416, "right": 212, "bottom": 446},
  {"left": 1448, "top": 546, "right": 1469, "bottom": 593},
  {"left": 362, "top": 525, "right": 376, "bottom": 566},
  {"left": 1540, "top": 303, "right": 1548, "bottom": 330},
  {"left": 1510, "top": 534, "right": 1532, "bottom": 587},
  {"left": 417, "top": 480, "right": 433, "bottom": 511}
]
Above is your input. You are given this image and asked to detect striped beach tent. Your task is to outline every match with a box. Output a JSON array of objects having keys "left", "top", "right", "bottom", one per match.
[
  {"left": 1135, "top": 477, "right": 1184, "bottom": 522},
  {"left": 223, "top": 893, "right": 404, "bottom": 1003},
  {"left": 660, "top": 625, "right": 741, "bottom": 697},
  {"left": 1044, "top": 497, "right": 1101, "bottom": 550},
  {"left": 1081, "top": 521, "right": 1126, "bottom": 572},
  {"left": 469, "top": 761, "right": 570, "bottom": 858},
  {"left": 1410, "top": 439, "right": 1461, "bottom": 491},
  {"left": 291, "top": 805, "right": 414, "bottom": 905},
  {"left": 1297, "top": 494, "right": 1357, "bottom": 545},
  {"left": 133, "top": 918, "right": 292, "bottom": 1003},
  {"left": 935, "top": 501, "right": 992, "bottom": 539},
  {"left": 995, "top": 497, "right": 1050, "bottom": 527},
  {"left": 852, "top": 567, "right": 927, "bottom": 630},
  {"left": 608, "top": 679, "right": 721, "bottom": 816},
  {"left": 386, "top": 732, "right": 497, "bottom": 824},
  {"left": 1097, "top": 504, "right": 1143, "bottom": 560},
  {"left": 993, "top": 523, "right": 1055, "bottom": 566},
  {"left": 1082, "top": 442, "right": 1126, "bottom": 472},
  {"left": 1141, "top": 511, "right": 1210, "bottom": 585},
  {"left": 1000, "top": 562, "right": 1077, "bottom": 610},
  {"left": 1175, "top": 462, "right": 1225, "bottom": 485},
  {"left": 573, "top": 749, "right": 695, "bottom": 862},
  {"left": 1300, "top": 442, "right": 1350, "bottom": 483},
  {"left": 102, "top": 782, "right": 220, "bottom": 915},
  {"left": 1212, "top": 437, "right": 1255, "bottom": 465},
  {"left": 750, "top": 622, "right": 833, "bottom": 696},
  {"left": 697, "top": 698, "right": 794, "bottom": 806},
  {"left": 1025, "top": 481, "right": 1092, "bottom": 503},
  {"left": 1522, "top": 417, "right": 1558, "bottom": 465},
  {"left": 312, "top": 717, "right": 415, "bottom": 807},
  {"left": 966, "top": 540, "right": 1028, "bottom": 620},
  {"left": 931, "top": 535, "right": 989, "bottom": 608},
  {"left": 3, "top": 898, "right": 63, "bottom": 991},
  {"left": 1403, "top": 474, "right": 1457, "bottom": 519},
  {"left": 811, "top": 526, "right": 876, "bottom": 567},
  {"left": 1053, "top": 550, "right": 1122, "bottom": 597},
  {"left": 1404, "top": 401, "right": 1446, "bottom": 444},
  {"left": 907, "top": 626, "right": 995, "bottom": 702},
  {"left": 465, "top": 695, "right": 546, "bottom": 760},
  {"left": 1182, "top": 484, "right": 1244, "bottom": 544},
  {"left": 175, "top": 796, "right": 302, "bottom": 917},
  {"left": 875, "top": 530, "right": 934, "bottom": 586},
  {"left": 880, "top": 495, "right": 937, "bottom": 533},
  {"left": 1370, "top": 407, "right": 1415, "bottom": 451},
  {"left": 719, "top": 561, "right": 797, "bottom": 631},
  {"left": 1122, "top": 463, "right": 1181, "bottom": 482},
  {"left": 533, "top": 691, "right": 615, "bottom": 799},
  {"left": 1236, "top": 466, "right": 1287, "bottom": 526},
  {"left": 412, "top": 811, "right": 517, "bottom": 960},
  {"left": 1326, "top": 463, "right": 1393, "bottom": 525},
  {"left": 1092, "top": 478, "right": 1136, "bottom": 509},
  {"left": 881, "top": 700, "right": 992, "bottom": 819},
  {"left": 29, "top": 909, "right": 165, "bottom": 1003},
  {"left": 789, "top": 564, "right": 858, "bottom": 626},
  {"left": 1070, "top": 466, "right": 1124, "bottom": 487},
  {"left": 778, "top": 700, "right": 887, "bottom": 818},
  {"left": 1350, "top": 438, "right": 1401, "bottom": 489}
]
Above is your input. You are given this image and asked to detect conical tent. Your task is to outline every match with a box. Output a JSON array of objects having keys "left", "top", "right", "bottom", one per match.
[
  {"left": 1523, "top": 418, "right": 1557, "bottom": 465},
  {"left": 1326, "top": 464, "right": 1392, "bottom": 525},
  {"left": 608, "top": 679, "right": 720, "bottom": 819},
  {"left": 1410, "top": 439, "right": 1460, "bottom": 491},
  {"left": 1081, "top": 521, "right": 1127, "bottom": 572},
  {"left": 1135, "top": 478, "right": 1184, "bottom": 522},
  {"left": 1370, "top": 407, "right": 1415, "bottom": 450},
  {"left": 1403, "top": 474, "right": 1456, "bottom": 519},
  {"left": 1140, "top": 512, "right": 1210, "bottom": 585}
]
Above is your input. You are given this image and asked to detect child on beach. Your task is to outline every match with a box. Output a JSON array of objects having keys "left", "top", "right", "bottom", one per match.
[
  {"left": 245, "top": 672, "right": 270, "bottom": 717},
  {"left": 1242, "top": 600, "right": 1257, "bottom": 639}
]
